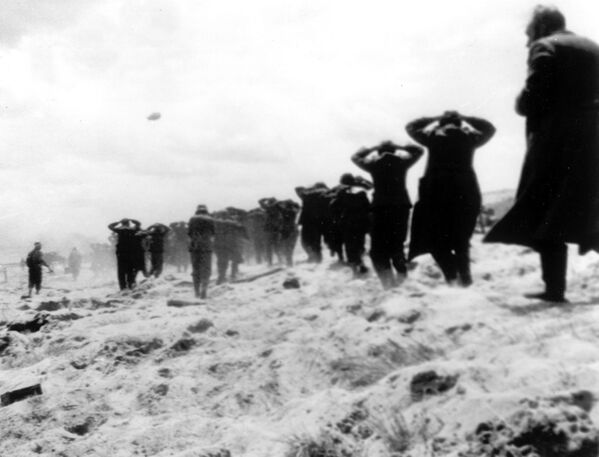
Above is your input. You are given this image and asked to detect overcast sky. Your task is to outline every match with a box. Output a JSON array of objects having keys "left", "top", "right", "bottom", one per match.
[{"left": 1, "top": 0, "right": 598, "bottom": 254}]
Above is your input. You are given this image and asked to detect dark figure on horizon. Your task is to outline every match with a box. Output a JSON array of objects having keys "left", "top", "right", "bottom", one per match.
[
  {"left": 485, "top": 6, "right": 599, "bottom": 303},
  {"left": 188, "top": 205, "right": 216, "bottom": 299},
  {"left": 245, "top": 207, "right": 268, "bottom": 264},
  {"left": 26, "top": 242, "right": 53, "bottom": 297},
  {"left": 295, "top": 182, "right": 330, "bottom": 263},
  {"left": 330, "top": 173, "right": 373, "bottom": 277},
  {"left": 259, "top": 198, "right": 300, "bottom": 267},
  {"left": 213, "top": 211, "right": 248, "bottom": 284},
  {"left": 352, "top": 140, "right": 423, "bottom": 289},
  {"left": 324, "top": 176, "right": 355, "bottom": 264},
  {"left": 406, "top": 111, "right": 496, "bottom": 286},
  {"left": 108, "top": 218, "right": 143, "bottom": 290},
  {"left": 67, "top": 247, "right": 82, "bottom": 280},
  {"left": 169, "top": 222, "right": 190, "bottom": 273},
  {"left": 143, "top": 223, "right": 170, "bottom": 278}
]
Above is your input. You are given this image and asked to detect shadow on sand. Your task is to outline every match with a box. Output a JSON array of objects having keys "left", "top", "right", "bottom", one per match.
[{"left": 498, "top": 297, "right": 599, "bottom": 316}]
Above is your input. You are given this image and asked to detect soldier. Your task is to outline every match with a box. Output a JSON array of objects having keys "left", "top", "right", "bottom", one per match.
[
  {"left": 144, "top": 223, "right": 170, "bottom": 278},
  {"left": 108, "top": 218, "right": 143, "bottom": 290},
  {"left": 67, "top": 247, "right": 83, "bottom": 280},
  {"left": 188, "top": 205, "right": 216, "bottom": 299},
  {"left": 276, "top": 199, "right": 300, "bottom": 267},
  {"left": 352, "top": 140, "right": 423, "bottom": 289},
  {"left": 245, "top": 207, "right": 267, "bottom": 264},
  {"left": 324, "top": 174, "right": 357, "bottom": 264},
  {"left": 25, "top": 242, "right": 53, "bottom": 297},
  {"left": 485, "top": 6, "right": 599, "bottom": 302},
  {"left": 259, "top": 198, "right": 300, "bottom": 267},
  {"left": 213, "top": 211, "right": 248, "bottom": 284},
  {"left": 259, "top": 197, "right": 281, "bottom": 266},
  {"left": 406, "top": 111, "right": 496, "bottom": 286},
  {"left": 170, "top": 222, "right": 190, "bottom": 273},
  {"left": 295, "top": 182, "right": 330, "bottom": 263},
  {"left": 330, "top": 174, "right": 373, "bottom": 277}
]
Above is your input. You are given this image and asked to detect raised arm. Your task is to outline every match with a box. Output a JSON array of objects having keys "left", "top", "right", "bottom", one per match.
[
  {"left": 397, "top": 143, "right": 425, "bottom": 167},
  {"left": 405, "top": 116, "right": 438, "bottom": 145},
  {"left": 294, "top": 186, "right": 307, "bottom": 199},
  {"left": 462, "top": 116, "right": 497, "bottom": 147},
  {"left": 353, "top": 175, "right": 373, "bottom": 190},
  {"left": 108, "top": 221, "right": 121, "bottom": 232},
  {"left": 351, "top": 146, "right": 376, "bottom": 172}
]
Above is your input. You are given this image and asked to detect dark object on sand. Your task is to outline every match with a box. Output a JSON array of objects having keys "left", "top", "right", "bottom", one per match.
[
  {"left": 1, "top": 384, "right": 43, "bottom": 407},
  {"left": 410, "top": 370, "right": 458, "bottom": 400},
  {"left": 167, "top": 299, "right": 204, "bottom": 308},
  {"left": 7, "top": 313, "right": 49, "bottom": 333},
  {"left": 282, "top": 277, "right": 300, "bottom": 289},
  {"left": 231, "top": 267, "right": 284, "bottom": 283}
]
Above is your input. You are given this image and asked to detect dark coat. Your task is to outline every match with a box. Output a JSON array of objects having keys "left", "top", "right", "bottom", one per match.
[
  {"left": 485, "top": 31, "right": 599, "bottom": 253},
  {"left": 407, "top": 124, "right": 491, "bottom": 259}
]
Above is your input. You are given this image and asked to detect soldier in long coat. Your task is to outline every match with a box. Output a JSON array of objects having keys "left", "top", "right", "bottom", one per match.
[{"left": 485, "top": 6, "right": 599, "bottom": 302}]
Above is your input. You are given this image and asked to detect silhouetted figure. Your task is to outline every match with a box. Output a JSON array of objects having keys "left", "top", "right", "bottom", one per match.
[
  {"left": 352, "top": 140, "right": 423, "bottom": 289},
  {"left": 324, "top": 175, "right": 356, "bottom": 264},
  {"left": 213, "top": 212, "right": 248, "bottom": 284},
  {"left": 188, "top": 205, "right": 216, "bottom": 299},
  {"left": 406, "top": 111, "right": 496, "bottom": 286},
  {"left": 330, "top": 174, "right": 373, "bottom": 276},
  {"left": 108, "top": 218, "right": 142, "bottom": 290},
  {"left": 67, "top": 247, "right": 82, "bottom": 280},
  {"left": 295, "top": 182, "right": 330, "bottom": 263},
  {"left": 485, "top": 6, "right": 599, "bottom": 302},
  {"left": 259, "top": 198, "right": 300, "bottom": 267},
  {"left": 169, "top": 222, "right": 190, "bottom": 272},
  {"left": 145, "top": 223, "right": 170, "bottom": 278},
  {"left": 26, "top": 242, "right": 53, "bottom": 297},
  {"left": 245, "top": 208, "right": 268, "bottom": 264},
  {"left": 277, "top": 199, "right": 300, "bottom": 266}
]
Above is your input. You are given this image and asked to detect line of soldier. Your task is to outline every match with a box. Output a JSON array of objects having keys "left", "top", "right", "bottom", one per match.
[
  {"left": 105, "top": 196, "right": 302, "bottom": 295},
  {"left": 102, "top": 109, "right": 496, "bottom": 297},
  {"left": 185, "top": 200, "right": 302, "bottom": 298},
  {"left": 296, "top": 111, "right": 496, "bottom": 290}
]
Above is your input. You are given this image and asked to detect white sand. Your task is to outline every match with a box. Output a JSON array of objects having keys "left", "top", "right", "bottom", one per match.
[{"left": 1, "top": 236, "right": 599, "bottom": 456}]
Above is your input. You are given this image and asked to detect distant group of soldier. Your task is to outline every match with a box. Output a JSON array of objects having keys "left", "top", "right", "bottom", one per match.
[
  {"left": 101, "top": 108, "right": 495, "bottom": 299},
  {"left": 22, "top": 6, "right": 599, "bottom": 305}
]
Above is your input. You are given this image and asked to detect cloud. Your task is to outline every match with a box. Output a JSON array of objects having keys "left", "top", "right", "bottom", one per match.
[
  {"left": 0, "top": 0, "right": 97, "bottom": 47},
  {"left": 0, "top": 0, "right": 598, "bottom": 256}
]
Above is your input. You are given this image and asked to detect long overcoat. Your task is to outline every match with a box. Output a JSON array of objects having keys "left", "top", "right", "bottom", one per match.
[{"left": 485, "top": 31, "right": 599, "bottom": 253}]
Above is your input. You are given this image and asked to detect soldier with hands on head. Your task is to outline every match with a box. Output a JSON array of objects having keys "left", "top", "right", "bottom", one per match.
[
  {"left": 295, "top": 182, "right": 330, "bottom": 263},
  {"left": 329, "top": 173, "right": 373, "bottom": 277},
  {"left": 144, "top": 223, "right": 170, "bottom": 278},
  {"left": 108, "top": 218, "right": 143, "bottom": 290},
  {"left": 406, "top": 110, "right": 496, "bottom": 286},
  {"left": 352, "top": 140, "right": 423, "bottom": 289},
  {"left": 188, "top": 205, "right": 216, "bottom": 299}
]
